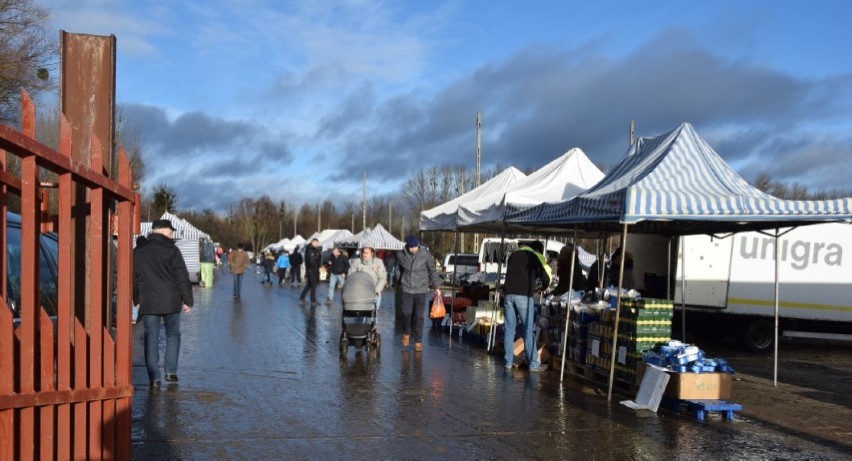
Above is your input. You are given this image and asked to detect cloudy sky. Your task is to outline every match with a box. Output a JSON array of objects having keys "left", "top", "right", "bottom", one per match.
[{"left": 39, "top": 0, "right": 852, "bottom": 213}]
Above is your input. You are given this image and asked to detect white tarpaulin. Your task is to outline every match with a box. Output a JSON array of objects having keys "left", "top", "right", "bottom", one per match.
[
  {"left": 420, "top": 167, "right": 526, "bottom": 231},
  {"left": 358, "top": 223, "right": 405, "bottom": 250},
  {"left": 456, "top": 148, "right": 604, "bottom": 233}
]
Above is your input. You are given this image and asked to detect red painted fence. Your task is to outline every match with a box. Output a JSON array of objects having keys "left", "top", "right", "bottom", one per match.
[{"left": 0, "top": 91, "right": 137, "bottom": 460}]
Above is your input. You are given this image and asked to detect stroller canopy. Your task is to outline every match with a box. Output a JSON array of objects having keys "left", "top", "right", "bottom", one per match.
[{"left": 341, "top": 271, "right": 377, "bottom": 311}]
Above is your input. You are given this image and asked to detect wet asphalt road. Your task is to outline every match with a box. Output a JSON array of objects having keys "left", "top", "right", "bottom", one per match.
[{"left": 131, "top": 267, "right": 847, "bottom": 460}]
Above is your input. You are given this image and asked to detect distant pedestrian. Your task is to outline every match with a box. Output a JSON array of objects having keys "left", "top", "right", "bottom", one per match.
[
  {"left": 299, "top": 239, "right": 322, "bottom": 306},
  {"left": 503, "top": 240, "right": 551, "bottom": 372},
  {"left": 133, "top": 219, "right": 194, "bottom": 388},
  {"left": 276, "top": 250, "right": 291, "bottom": 286},
  {"left": 229, "top": 243, "right": 251, "bottom": 298},
  {"left": 262, "top": 251, "right": 276, "bottom": 285},
  {"left": 289, "top": 247, "right": 303, "bottom": 286},
  {"left": 325, "top": 247, "right": 350, "bottom": 305},
  {"left": 348, "top": 246, "right": 387, "bottom": 309},
  {"left": 383, "top": 250, "right": 396, "bottom": 288},
  {"left": 395, "top": 235, "right": 441, "bottom": 352}
]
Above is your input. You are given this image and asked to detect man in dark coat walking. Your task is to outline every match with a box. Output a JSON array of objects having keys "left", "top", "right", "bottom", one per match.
[
  {"left": 289, "top": 247, "right": 303, "bottom": 286},
  {"left": 299, "top": 239, "right": 322, "bottom": 306},
  {"left": 133, "top": 219, "right": 194, "bottom": 388}
]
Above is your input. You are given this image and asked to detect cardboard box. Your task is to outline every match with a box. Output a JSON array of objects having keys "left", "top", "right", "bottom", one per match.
[
  {"left": 513, "top": 338, "right": 525, "bottom": 356},
  {"left": 665, "top": 371, "right": 732, "bottom": 400},
  {"left": 637, "top": 363, "right": 732, "bottom": 400},
  {"left": 513, "top": 339, "right": 549, "bottom": 364}
]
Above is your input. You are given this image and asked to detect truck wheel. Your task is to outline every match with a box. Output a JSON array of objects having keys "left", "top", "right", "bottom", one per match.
[{"left": 738, "top": 319, "right": 774, "bottom": 353}]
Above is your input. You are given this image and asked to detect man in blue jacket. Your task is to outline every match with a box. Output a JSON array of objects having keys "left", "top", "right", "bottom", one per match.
[{"left": 133, "top": 219, "right": 194, "bottom": 389}]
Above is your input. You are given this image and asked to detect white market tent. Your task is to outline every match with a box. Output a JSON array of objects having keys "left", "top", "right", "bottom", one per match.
[
  {"left": 420, "top": 167, "right": 526, "bottom": 231},
  {"left": 457, "top": 148, "right": 605, "bottom": 233},
  {"left": 159, "top": 211, "right": 211, "bottom": 240},
  {"left": 510, "top": 122, "right": 852, "bottom": 397},
  {"left": 359, "top": 223, "right": 405, "bottom": 250},
  {"left": 310, "top": 229, "right": 354, "bottom": 250},
  {"left": 284, "top": 235, "right": 305, "bottom": 252},
  {"left": 139, "top": 212, "right": 211, "bottom": 241},
  {"left": 335, "top": 227, "right": 371, "bottom": 248}
]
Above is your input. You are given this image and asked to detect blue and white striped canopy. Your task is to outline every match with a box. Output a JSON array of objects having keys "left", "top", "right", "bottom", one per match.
[{"left": 509, "top": 123, "right": 852, "bottom": 235}]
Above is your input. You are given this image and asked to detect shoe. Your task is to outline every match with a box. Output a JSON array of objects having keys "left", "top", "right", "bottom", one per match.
[
  {"left": 311, "top": 301, "right": 319, "bottom": 307},
  {"left": 325, "top": 299, "right": 332, "bottom": 306},
  {"left": 150, "top": 380, "right": 161, "bottom": 390},
  {"left": 164, "top": 374, "right": 179, "bottom": 382},
  {"left": 299, "top": 299, "right": 306, "bottom": 306},
  {"left": 414, "top": 343, "right": 422, "bottom": 352},
  {"left": 401, "top": 335, "right": 410, "bottom": 347},
  {"left": 505, "top": 363, "right": 514, "bottom": 369},
  {"left": 529, "top": 364, "right": 549, "bottom": 373}
]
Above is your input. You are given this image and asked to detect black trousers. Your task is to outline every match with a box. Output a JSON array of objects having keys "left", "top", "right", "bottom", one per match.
[{"left": 299, "top": 272, "right": 319, "bottom": 302}]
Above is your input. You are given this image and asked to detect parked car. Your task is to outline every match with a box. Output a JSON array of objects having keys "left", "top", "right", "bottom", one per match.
[
  {"left": 441, "top": 253, "right": 479, "bottom": 284},
  {"left": 6, "top": 212, "right": 59, "bottom": 324}
]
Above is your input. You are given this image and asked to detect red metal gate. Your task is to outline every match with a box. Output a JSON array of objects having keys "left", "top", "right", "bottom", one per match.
[{"left": 0, "top": 91, "right": 137, "bottom": 459}]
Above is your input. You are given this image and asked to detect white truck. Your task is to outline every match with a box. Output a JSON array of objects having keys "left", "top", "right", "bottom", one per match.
[{"left": 675, "top": 222, "right": 852, "bottom": 352}]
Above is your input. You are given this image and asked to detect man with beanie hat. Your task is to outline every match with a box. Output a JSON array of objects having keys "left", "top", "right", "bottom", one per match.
[{"left": 395, "top": 235, "right": 441, "bottom": 352}]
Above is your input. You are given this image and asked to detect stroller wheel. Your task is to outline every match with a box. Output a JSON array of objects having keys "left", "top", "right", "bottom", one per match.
[{"left": 339, "top": 337, "right": 349, "bottom": 355}]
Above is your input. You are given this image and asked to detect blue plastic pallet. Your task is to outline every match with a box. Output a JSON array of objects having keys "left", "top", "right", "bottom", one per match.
[{"left": 661, "top": 397, "right": 742, "bottom": 421}]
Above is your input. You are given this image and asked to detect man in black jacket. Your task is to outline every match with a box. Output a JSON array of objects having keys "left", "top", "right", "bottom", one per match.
[
  {"left": 325, "top": 246, "right": 350, "bottom": 305},
  {"left": 299, "top": 239, "right": 322, "bottom": 306},
  {"left": 502, "top": 240, "right": 551, "bottom": 372},
  {"left": 133, "top": 219, "right": 194, "bottom": 389},
  {"left": 288, "top": 246, "right": 303, "bottom": 286}
]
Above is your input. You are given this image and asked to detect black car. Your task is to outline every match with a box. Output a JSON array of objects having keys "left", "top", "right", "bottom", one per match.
[{"left": 6, "top": 212, "right": 59, "bottom": 324}]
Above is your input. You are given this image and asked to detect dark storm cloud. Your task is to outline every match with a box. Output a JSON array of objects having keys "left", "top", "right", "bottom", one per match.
[
  {"left": 121, "top": 102, "right": 294, "bottom": 174},
  {"left": 325, "top": 29, "right": 852, "bottom": 191}
]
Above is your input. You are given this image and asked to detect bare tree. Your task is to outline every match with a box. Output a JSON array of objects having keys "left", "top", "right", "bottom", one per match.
[{"left": 0, "top": 0, "right": 56, "bottom": 121}]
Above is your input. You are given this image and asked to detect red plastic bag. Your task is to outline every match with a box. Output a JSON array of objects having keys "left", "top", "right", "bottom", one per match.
[{"left": 430, "top": 292, "right": 446, "bottom": 319}]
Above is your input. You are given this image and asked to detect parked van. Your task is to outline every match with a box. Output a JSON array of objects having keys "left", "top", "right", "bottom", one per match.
[
  {"left": 441, "top": 253, "right": 479, "bottom": 284},
  {"left": 674, "top": 223, "right": 852, "bottom": 351}
]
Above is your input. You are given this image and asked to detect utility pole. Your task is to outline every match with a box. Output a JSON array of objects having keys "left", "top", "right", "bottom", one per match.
[
  {"left": 388, "top": 202, "right": 392, "bottom": 233},
  {"left": 459, "top": 179, "right": 465, "bottom": 252},
  {"left": 351, "top": 213, "right": 355, "bottom": 233},
  {"left": 316, "top": 201, "right": 320, "bottom": 232},
  {"left": 630, "top": 120, "right": 636, "bottom": 146},
  {"left": 293, "top": 210, "right": 297, "bottom": 237},
  {"left": 362, "top": 171, "right": 367, "bottom": 231},
  {"left": 474, "top": 112, "right": 482, "bottom": 253}
]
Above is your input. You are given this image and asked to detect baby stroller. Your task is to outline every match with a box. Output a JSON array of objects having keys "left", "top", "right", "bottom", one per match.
[{"left": 339, "top": 271, "right": 381, "bottom": 357}]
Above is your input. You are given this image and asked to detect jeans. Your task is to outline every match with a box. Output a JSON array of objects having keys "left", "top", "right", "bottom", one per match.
[
  {"left": 401, "top": 292, "right": 427, "bottom": 343},
  {"left": 233, "top": 273, "right": 244, "bottom": 297},
  {"left": 503, "top": 294, "right": 540, "bottom": 368},
  {"left": 290, "top": 265, "right": 301, "bottom": 284},
  {"left": 143, "top": 312, "right": 181, "bottom": 381},
  {"left": 327, "top": 273, "right": 345, "bottom": 300}
]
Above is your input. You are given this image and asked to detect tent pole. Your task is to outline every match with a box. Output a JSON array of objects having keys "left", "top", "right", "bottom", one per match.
[
  {"left": 450, "top": 230, "right": 460, "bottom": 343},
  {"left": 773, "top": 228, "right": 780, "bottom": 386},
  {"left": 488, "top": 224, "right": 508, "bottom": 352},
  {"left": 560, "top": 226, "right": 578, "bottom": 382},
  {"left": 680, "top": 235, "right": 686, "bottom": 342},
  {"left": 607, "top": 223, "right": 629, "bottom": 402},
  {"left": 667, "top": 237, "right": 672, "bottom": 299}
]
